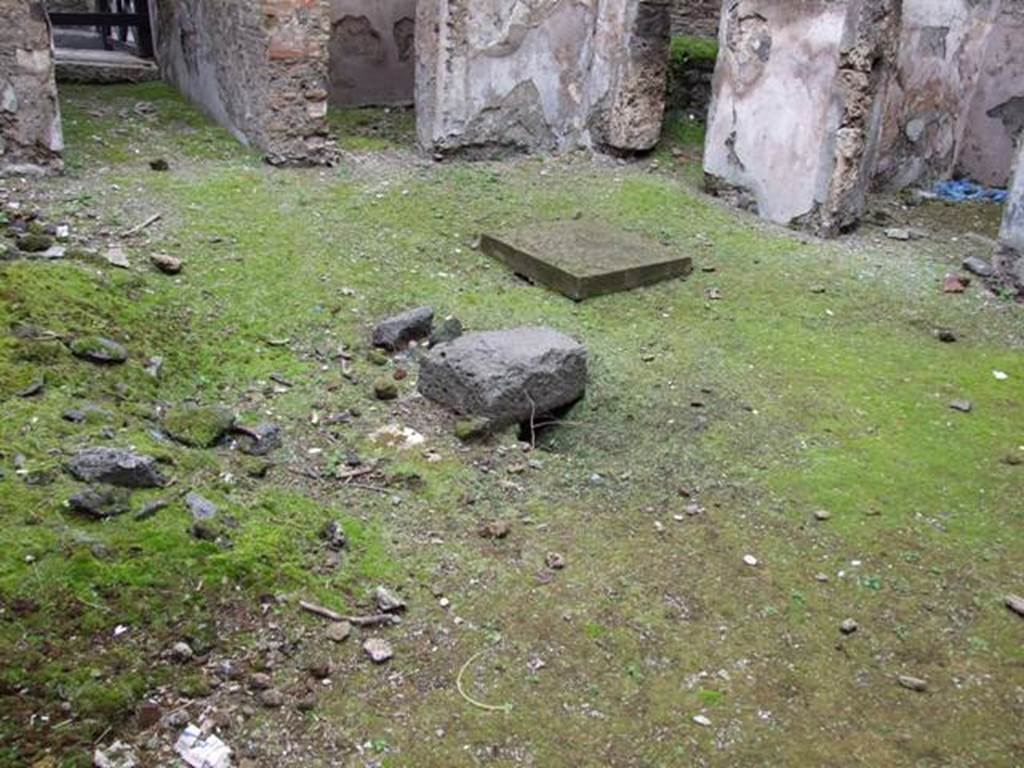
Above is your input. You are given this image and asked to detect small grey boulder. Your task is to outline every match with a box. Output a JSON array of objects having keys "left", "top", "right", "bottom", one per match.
[
  {"left": 69, "top": 336, "right": 128, "bottom": 364},
  {"left": 69, "top": 487, "right": 133, "bottom": 519},
  {"left": 372, "top": 307, "right": 434, "bottom": 350},
  {"left": 67, "top": 447, "right": 165, "bottom": 488},
  {"left": 418, "top": 327, "right": 587, "bottom": 428},
  {"left": 962, "top": 255, "right": 994, "bottom": 278}
]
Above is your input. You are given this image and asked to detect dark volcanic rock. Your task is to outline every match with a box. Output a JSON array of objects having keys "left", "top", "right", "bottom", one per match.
[
  {"left": 418, "top": 327, "right": 587, "bottom": 428},
  {"left": 235, "top": 422, "right": 282, "bottom": 456},
  {"left": 372, "top": 307, "right": 434, "bottom": 350},
  {"left": 429, "top": 317, "right": 463, "bottom": 346},
  {"left": 69, "top": 487, "right": 132, "bottom": 518},
  {"left": 67, "top": 447, "right": 165, "bottom": 488}
]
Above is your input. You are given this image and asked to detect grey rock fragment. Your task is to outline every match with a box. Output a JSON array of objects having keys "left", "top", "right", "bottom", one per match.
[
  {"left": 418, "top": 326, "right": 587, "bottom": 428},
  {"left": 372, "top": 306, "right": 434, "bottom": 350},
  {"left": 235, "top": 422, "right": 281, "bottom": 456},
  {"left": 374, "top": 586, "right": 406, "bottom": 613},
  {"left": 67, "top": 447, "right": 164, "bottom": 488},
  {"left": 962, "top": 255, "right": 994, "bottom": 278},
  {"left": 69, "top": 487, "right": 132, "bottom": 519}
]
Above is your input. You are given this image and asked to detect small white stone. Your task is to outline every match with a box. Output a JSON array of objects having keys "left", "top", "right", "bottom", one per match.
[
  {"left": 743, "top": 555, "right": 758, "bottom": 567},
  {"left": 692, "top": 714, "right": 712, "bottom": 727}
]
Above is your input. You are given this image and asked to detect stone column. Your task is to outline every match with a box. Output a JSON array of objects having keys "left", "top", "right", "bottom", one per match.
[
  {"left": 0, "top": 1, "right": 63, "bottom": 175},
  {"left": 995, "top": 139, "right": 1024, "bottom": 294},
  {"left": 703, "top": 0, "right": 901, "bottom": 236}
]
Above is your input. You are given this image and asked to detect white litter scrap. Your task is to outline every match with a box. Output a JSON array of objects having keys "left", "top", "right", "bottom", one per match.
[{"left": 174, "top": 724, "right": 232, "bottom": 768}]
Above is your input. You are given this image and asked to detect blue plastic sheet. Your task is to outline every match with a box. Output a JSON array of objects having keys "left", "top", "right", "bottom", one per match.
[{"left": 933, "top": 179, "right": 1008, "bottom": 204}]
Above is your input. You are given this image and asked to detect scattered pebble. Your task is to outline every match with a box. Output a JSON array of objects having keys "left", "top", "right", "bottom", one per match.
[
  {"left": 1005, "top": 594, "right": 1024, "bottom": 618},
  {"left": 949, "top": 399, "right": 973, "bottom": 413},
  {"left": 170, "top": 641, "right": 194, "bottom": 662},
  {"left": 692, "top": 714, "right": 712, "bottom": 727},
  {"left": 326, "top": 621, "right": 352, "bottom": 643},
  {"left": 363, "top": 637, "right": 394, "bottom": 664},
  {"left": 813, "top": 510, "right": 831, "bottom": 521},
  {"left": 259, "top": 688, "right": 284, "bottom": 708},
  {"left": 151, "top": 252, "right": 182, "bottom": 274},
  {"left": 743, "top": 554, "right": 759, "bottom": 567},
  {"left": 479, "top": 520, "right": 510, "bottom": 539},
  {"left": 374, "top": 586, "right": 406, "bottom": 613},
  {"left": 897, "top": 675, "right": 928, "bottom": 692},
  {"left": 840, "top": 618, "right": 859, "bottom": 635},
  {"left": 545, "top": 552, "right": 566, "bottom": 570}
]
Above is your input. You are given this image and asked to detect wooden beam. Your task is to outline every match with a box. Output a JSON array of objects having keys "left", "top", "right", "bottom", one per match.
[{"left": 49, "top": 12, "right": 142, "bottom": 27}]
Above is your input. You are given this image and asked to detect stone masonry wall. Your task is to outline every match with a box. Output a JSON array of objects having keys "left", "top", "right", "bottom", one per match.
[
  {"left": 415, "top": 0, "right": 670, "bottom": 157},
  {"left": 327, "top": 0, "right": 416, "bottom": 107},
  {"left": 0, "top": 0, "right": 63, "bottom": 175},
  {"left": 873, "top": 0, "right": 1024, "bottom": 190},
  {"left": 670, "top": 0, "right": 720, "bottom": 37},
  {"left": 155, "top": 0, "right": 331, "bottom": 166},
  {"left": 953, "top": 1, "right": 1024, "bottom": 187},
  {"left": 704, "top": 0, "right": 901, "bottom": 235}
]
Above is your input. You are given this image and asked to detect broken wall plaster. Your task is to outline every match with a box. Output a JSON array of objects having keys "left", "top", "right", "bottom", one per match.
[
  {"left": 0, "top": 0, "right": 63, "bottom": 175},
  {"left": 415, "top": 0, "right": 671, "bottom": 157}
]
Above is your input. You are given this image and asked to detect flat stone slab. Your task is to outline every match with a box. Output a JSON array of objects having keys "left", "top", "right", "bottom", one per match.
[{"left": 481, "top": 220, "right": 693, "bottom": 301}]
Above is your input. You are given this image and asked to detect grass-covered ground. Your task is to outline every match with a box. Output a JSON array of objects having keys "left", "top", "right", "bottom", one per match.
[{"left": 1, "top": 83, "right": 1022, "bottom": 767}]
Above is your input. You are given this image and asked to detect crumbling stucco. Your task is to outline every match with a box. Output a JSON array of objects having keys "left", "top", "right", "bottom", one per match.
[
  {"left": 874, "top": 0, "right": 1024, "bottom": 190},
  {"left": 704, "top": 0, "right": 900, "bottom": 235},
  {"left": 155, "top": 0, "right": 332, "bottom": 166},
  {"left": 0, "top": 1, "right": 63, "bottom": 175},
  {"left": 415, "top": 0, "right": 670, "bottom": 157},
  {"left": 327, "top": 0, "right": 416, "bottom": 107},
  {"left": 954, "top": 2, "right": 1024, "bottom": 187}
]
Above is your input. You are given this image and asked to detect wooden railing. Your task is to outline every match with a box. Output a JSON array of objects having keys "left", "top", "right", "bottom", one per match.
[{"left": 49, "top": 0, "right": 154, "bottom": 59}]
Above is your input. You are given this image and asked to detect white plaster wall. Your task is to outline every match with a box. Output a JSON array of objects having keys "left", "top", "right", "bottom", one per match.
[
  {"left": 1002, "top": 140, "right": 1024, "bottom": 252},
  {"left": 416, "top": 0, "right": 666, "bottom": 154},
  {"left": 954, "top": 3, "right": 1024, "bottom": 187},
  {"left": 703, "top": 1, "right": 848, "bottom": 225}
]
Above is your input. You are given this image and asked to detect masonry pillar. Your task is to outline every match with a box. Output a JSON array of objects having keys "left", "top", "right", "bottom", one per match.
[
  {"left": 415, "top": 0, "right": 669, "bottom": 157},
  {"left": 995, "top": 139, "right": 1024, "bottom": 295},
  {"left": 703, "top": 0, "right": 901, "bottom": 236},
  {"left": 0, "top": 1, "right": 63, "bottom": 175}
]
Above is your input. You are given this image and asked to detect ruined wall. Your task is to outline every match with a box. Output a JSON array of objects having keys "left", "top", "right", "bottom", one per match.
[
  {"left": 327, "top": 0, "right": 416, "bottom": 107},
  {"left": 670, "top": 0, "right": 720, "bottom": 37},
  {"left": 704, "top": 0, "right": 900, "bottom": 235},
  {"left": 953, "top": 2, "right": 1024, "bottom": 187},
  {"left": 0, "top": 0, "right": 63, "bottom": 175},
  {"left": 873, "top": 0, "right": 1024, "bottom": 190},
  {"left": 415, "top": 0, "right": 670, "bottom": 156},
  {"left": 873, "top": 0, "right": 996, "bottom": 189},
  {"left": 155, "top": 0, "right": 331, "bottom": 165}
]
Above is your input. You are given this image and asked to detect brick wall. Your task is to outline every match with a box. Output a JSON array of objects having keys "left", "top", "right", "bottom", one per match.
[
  {"left": 670, "top": 0, "right": 720, "bottom": 37},
  {"left": 155, "top": 0, "right": 331, "bottom": 165},
  {"left": 0, "top": 1, "right": 63, "bottom": 174}
]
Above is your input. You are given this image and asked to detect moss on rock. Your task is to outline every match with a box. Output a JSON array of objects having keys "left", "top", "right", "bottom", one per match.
[{"left": 163, "top": 404, "right": 235, "bottom": 448}]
